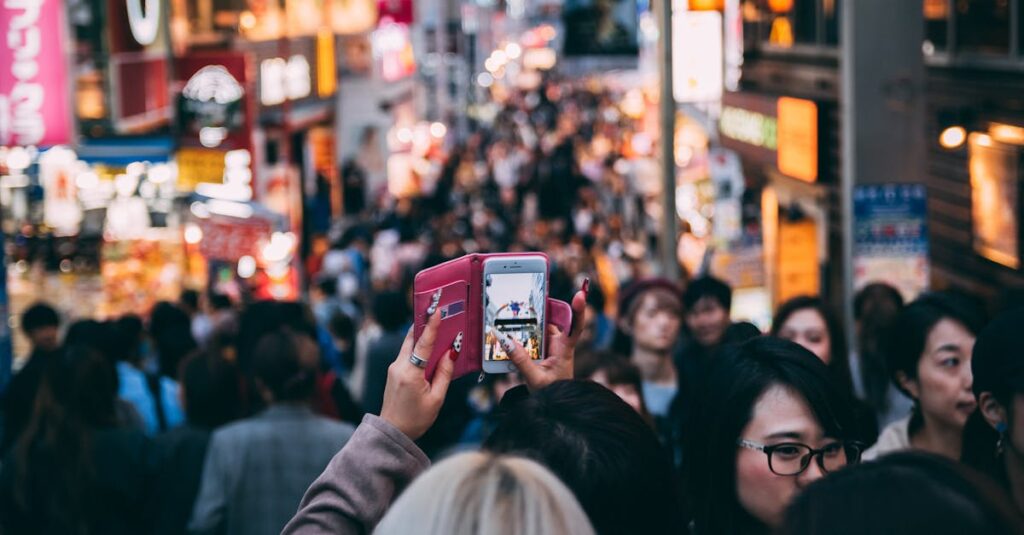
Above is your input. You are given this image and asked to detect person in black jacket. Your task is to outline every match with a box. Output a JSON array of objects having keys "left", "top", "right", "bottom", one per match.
[{"left": 0, "top": 344, "right": 156, "bottom": 535}]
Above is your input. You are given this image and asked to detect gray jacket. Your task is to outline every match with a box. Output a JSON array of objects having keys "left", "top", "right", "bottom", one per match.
[
  {"left": 188, "top": 404, "right": 355, "bottom": 535},
  {"left": 281, "top": 414, "right": 430, "bottom": 534}
]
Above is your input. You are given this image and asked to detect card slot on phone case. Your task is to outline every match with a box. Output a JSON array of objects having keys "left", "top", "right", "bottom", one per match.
[{"left": 413, "top": 280, "right": 470, "bottom": 381}]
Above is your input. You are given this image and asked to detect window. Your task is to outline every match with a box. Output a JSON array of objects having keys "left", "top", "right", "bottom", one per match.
[
  {"left": 742, "top": 0, "right": 839, "bottom": 49},
  {"left": 923, "top": 0, "right": 949, "bottom": 53},
  {"left": 955, "top": 0, "right": 1011, "bottom": 55}
]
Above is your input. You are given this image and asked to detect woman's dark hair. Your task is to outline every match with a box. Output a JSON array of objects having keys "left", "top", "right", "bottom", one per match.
[
  {"left": 782, "top": 452, "right": 1024, "bottom": 535},
  {"left": 770, "top": 296, "right": 856, "bottom": 400},
  {"left": 853, "top": 283, "right": 904, "bottom": 414},
  {"left": 251, "top": 327, "right": 316, "bottom": 403},
  {"left": 483, "top": 380, "right": 683, "bottom": 535},
  {"left": 885, "top": 292, "right": 984, "bottom": 401},
  {"left": 180, "top": 352, "right": 242, "bottom": 429},
  {"left": 682, "top": 276, "right": 732, "bottom": 312},
  {"left": 150, "top": 302, "right": 198, "bottom": 379},
  {"left": 685, "top": 337, "right": 857, "bottom": 535},
  {"left": 13, "top": 345, "right": 120, "bottom": 531}
]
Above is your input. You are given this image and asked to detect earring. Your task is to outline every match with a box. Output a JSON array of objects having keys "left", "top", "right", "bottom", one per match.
[{"left": 996, "top": 422, "right": 1008, "bottom": 457}]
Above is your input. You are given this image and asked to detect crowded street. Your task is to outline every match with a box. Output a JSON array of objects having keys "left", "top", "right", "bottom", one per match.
[{"left": 1, "top": 0, "right": 1024, "bottom": 533}]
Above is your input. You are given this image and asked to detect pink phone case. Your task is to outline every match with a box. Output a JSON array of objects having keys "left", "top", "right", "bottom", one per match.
[{"left": 413, "top": 253, "right": 573, "bottom": 381}]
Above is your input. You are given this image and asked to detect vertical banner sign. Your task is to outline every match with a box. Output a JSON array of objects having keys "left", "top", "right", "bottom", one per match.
[
  {"left": 853, "top": 184, "right": 930, "bottom": 301},
  {"left": 673, "top": 11, "right": 723, "bottom": 103},
  {"left": 0, "top": 0, "right": 72, "bottom": 146}
]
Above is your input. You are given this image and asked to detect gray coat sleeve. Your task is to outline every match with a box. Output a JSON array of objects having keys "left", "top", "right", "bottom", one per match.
[{"left": 280, "top": 414, "right": 430, "bottom": 535}]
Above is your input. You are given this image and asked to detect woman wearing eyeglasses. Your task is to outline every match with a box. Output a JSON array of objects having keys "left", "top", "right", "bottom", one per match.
[{"left": 683, "top": 337, "right": 863, "bottom": 534}]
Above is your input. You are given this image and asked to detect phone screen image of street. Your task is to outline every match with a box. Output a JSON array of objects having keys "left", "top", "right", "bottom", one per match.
[{"left": 484, "top": 272, "right": 546, "bottom": 361}]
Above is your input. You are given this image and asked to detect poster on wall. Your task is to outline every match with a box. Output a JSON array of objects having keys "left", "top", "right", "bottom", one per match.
[
  {"left": 0, "top": 0, "right": 73, "bottom": 146},
  {"left": 969, "top": 134, "right": 1020, "bottom": 269},
  {"left": 853, "top": 184, "right": 930, "bottom": 301},
  {"left": 562, "top": 0, "right": 639, "bottom": 56}
]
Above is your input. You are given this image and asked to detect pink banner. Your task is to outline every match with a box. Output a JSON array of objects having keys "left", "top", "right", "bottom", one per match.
[{"left": 0, "top": 0, "right": 72, "bottom": 147}]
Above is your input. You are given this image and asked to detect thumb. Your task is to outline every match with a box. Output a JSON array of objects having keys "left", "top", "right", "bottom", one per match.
[
  {"left": 501, "top": 331, "right": 544, "bottom": 387},
  {"left": 430, "top": 349, "right": 456, "bottom": 398}
]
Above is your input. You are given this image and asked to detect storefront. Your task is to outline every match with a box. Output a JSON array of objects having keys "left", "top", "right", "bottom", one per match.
[{"left": 717, "top": 90, "right": 839, "bottom": 311}]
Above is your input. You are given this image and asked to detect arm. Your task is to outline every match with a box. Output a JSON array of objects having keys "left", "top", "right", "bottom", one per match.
[
  {"left": 281, "top": 415, "right": 430, "bottom": 535},
  {"left": 284, "top": 291, "right": 457, "bottom": 534}
]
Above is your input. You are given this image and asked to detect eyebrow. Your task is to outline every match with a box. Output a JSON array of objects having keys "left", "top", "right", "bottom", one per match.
[
  {"left": 765, "top": 431, "right": 805, "bottom": 440},
  {"left": 935, "top": 343, "right": 962, "bottom": 353}
]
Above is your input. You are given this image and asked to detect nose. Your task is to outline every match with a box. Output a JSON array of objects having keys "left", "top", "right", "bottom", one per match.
[
  {"left": 961, "top": 362, "right": 974, "bottom": 391},
  {"left": 796, "top": 455, "right": 826, "bottom": 488}
]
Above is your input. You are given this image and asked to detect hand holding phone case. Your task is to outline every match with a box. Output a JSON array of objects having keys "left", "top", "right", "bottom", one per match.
[{"left": 412, "top": 253, "right": 573, "bottom": 382}]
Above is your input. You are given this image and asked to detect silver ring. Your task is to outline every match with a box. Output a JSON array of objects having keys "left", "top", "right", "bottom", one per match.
[{"left": 409, "top": 352, "right": 428, "bottom": 369}]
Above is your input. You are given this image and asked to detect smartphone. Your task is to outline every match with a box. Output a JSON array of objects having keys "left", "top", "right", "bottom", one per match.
[{"left": 482, "top": 255, "right": 548, "bottom": 374}]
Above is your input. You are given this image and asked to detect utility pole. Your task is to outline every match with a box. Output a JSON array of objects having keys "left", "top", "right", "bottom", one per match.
[{"left": 658, "top": 0, "right": 680, "bottom": 280}]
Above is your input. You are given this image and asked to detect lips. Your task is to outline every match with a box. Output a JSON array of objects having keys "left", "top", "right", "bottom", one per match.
[{"left": 955, "top": 400, "right": 978, "bottom": 413}]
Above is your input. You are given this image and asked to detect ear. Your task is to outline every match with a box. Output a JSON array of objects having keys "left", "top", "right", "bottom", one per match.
[
  {"left": 895, "top": 370, "right": 921, "bottom": 401},
  {"left": 979, "top": 392, "right": 1008, "bottom": 431}
]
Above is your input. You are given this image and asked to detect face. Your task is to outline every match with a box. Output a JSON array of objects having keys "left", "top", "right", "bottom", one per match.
[
  {"left": 685, "top": 297, "right": 730, "bottom": 349},
  {"left": 903, "top": 318, "right": 977, "bottom": 431},
  {"left": 735, "top": 385, "right": 836, "bottom": 528},
  {"left": 29, "top": 326, "right": 60, "bottom": 352},
  {"left": 591, "top": 370, "right": 645, "bottom": 415},
  {"left": 777, "top": 309, "right": 831, "bottom": 364},
  {"left": 631, "top": 294, "right": 682, "bottom": 353},
  {"left": 1010, "top": 394, "right": 1024, "bottom": 457}
]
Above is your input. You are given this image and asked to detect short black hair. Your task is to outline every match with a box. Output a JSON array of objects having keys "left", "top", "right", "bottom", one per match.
[
  {"left": 251, "top": 328, "right": 315, "bottom": 402},
  {"left": 683, "top": 276, "right": 732, "bottom": 312},
  {"left": 329, "top": 312, "right": 356, "bottom": 341},
  {"left": 484, "top": 380, "right": 683, "bottom": 535},
  {"left": 209, "top": 293, "right": 232, "bottom": 311},
  {"left": 21, "top": 303, "right": 59, "bottom": 335},
  {"left": 180, "top": 289, "right": 200, "bottom": 311},
  {"left": 685, "top": 337, "right": 857, "bottom": 534},
  {"left": 317, "top": 276, "right": 338, "bottom": 297},
  {"left": 782, "top": 452, "right": 1024, "bottom": 535},
  {"left": 885, "top": 292, "right": 984, "bottom": 399},
  {"left": 372, "top": 291, "right": 410, "bottom": 332}
]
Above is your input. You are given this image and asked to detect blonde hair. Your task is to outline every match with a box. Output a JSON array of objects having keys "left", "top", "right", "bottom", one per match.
[{"left": 374, "top": 452, "right": 595, "bottom": 535}]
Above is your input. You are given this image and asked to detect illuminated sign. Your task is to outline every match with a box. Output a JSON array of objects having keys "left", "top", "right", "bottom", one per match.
[
  {"left": 0, "top": 0, "right": 73, "bottom": 146},
  {"left": 372, "top": 20, "right": 416, "bottom": 82},
  {"left": 126, "top": 0, "right": 160, "bottom": 45},
  {"left": 720, "top": 106, "right": 777, "bottom": 150},
  {"left": 317, "top": 30, "right": 337, "bottom": 98},
  {"left": 672, "top": 11, "right": 723, "bottom": 103},
  {"left": 969, "top": 133, "right": 1021, "bottom": 269},
  {"left": 260, "top": 55, "right": 312, "bottom": 106},
  {"left": 182, "top": 66, "right": 244, "bottom": 104},
  {"left": 776, "top": 97, "right": 818, "bottom": 183}
]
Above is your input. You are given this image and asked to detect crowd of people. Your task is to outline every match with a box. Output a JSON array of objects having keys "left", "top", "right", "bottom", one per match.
[{"left": 0, "top": 80, "right": 1023, "bottom": 534}]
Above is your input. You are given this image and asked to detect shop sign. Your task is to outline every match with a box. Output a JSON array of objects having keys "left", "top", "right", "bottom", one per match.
[
  {"left": 317, "top": 30, "right": 337, "bottom": 98},
  {"left": 329, "top": 0, "right": 377, "bottom": 35},
  {"left": 260, "top": 55, "right": 312, "bottom": 106},
  {"left": 372, "top": 20, "right": 415, "bottom": 82},
  {"left": 198, "top": 216, "right": 272, "bottom": 262},
  {"left": 0, "top": 0, "right": 73, "bottom": 146},
  {"left": 39, "top": 147, "right": 83, "bottom": 236},
  {"left": 177, "top": 147, "right": 226, "bottom": 191},
  {"left": 853, "top": 183, "right": 930, "bottom": 300},
  {"left": 719, "top": 92, "right": 778, "bottom": 167},
  {"left": 176, "top": 53, "right": 251, "bottom": 151},
  {"left": 776, "top": 97, "right": 818, "bottom": 183},
  {"left": 126, "top": 0, "right": 160, "bottom": 46},
  {"left": 969, "top": 134, "right": 1021, "bottom": 269},
  {"left": 672, "top": 11, "right": 723, "bottom": 103},
  {"left": 775, "top": 219, "right": 819, "bottom": 305},
  {"left": 377, "top": 0, "right": 412, "bottom": 24}
]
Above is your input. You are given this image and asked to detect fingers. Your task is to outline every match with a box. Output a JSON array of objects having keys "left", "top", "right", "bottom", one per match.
[
  {"left": 500, "top": 331, "right": 544, "bottom": 387},
  {"left": 430, "top": 349, "right": 456, "bottom": 398},
  {"left": 567, "top": 288, "right": 588, "bottom": 344},
  {"left": 407, "top": 289, "right": 443, "bottom": 369}
]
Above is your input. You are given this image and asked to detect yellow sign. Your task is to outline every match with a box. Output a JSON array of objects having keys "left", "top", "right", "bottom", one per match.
[
  {"left": 317, "top": 29, "right": 337, "bottom": 98},
  {"left": 776, "top": 219, "right": 819, "bottom": 305},
  {"left": 777, "top": 97, "right": 818, "bottom": 182},
  {"left": 177, "top": 148, "right": 226, "bottom": 191}
]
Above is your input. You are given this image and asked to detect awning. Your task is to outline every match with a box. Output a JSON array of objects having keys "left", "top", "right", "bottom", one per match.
[{"left": 75, "top": 136, "right": 175, "bottom": 165}]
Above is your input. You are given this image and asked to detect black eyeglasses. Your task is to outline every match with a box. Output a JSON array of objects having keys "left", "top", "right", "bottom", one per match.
[{"left": 737, "top": 439, "right": 864, "bottom": 476}]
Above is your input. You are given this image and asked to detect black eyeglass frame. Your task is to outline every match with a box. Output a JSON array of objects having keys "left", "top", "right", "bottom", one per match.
[{"left": 736, "top": 439, "right": 865, "bottom": 476}]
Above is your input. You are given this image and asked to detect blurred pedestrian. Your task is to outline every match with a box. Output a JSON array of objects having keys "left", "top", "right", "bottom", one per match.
[
  {"left": 1, "top": 302, "right": 62, "bottom": 453},
  {"left": 189, "top": 327, "right": 355, "bottom": 535},
  {"left": 853, "top": 283, "right": 910, "bottom": 427},
  {"left": 0, "top": 345, "right": 155, "bottom": 534}
]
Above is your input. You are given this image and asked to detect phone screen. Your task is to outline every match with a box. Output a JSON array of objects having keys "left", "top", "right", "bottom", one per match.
[{"left": 484, "top": 271, "right": 546, "bottom": 362}]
